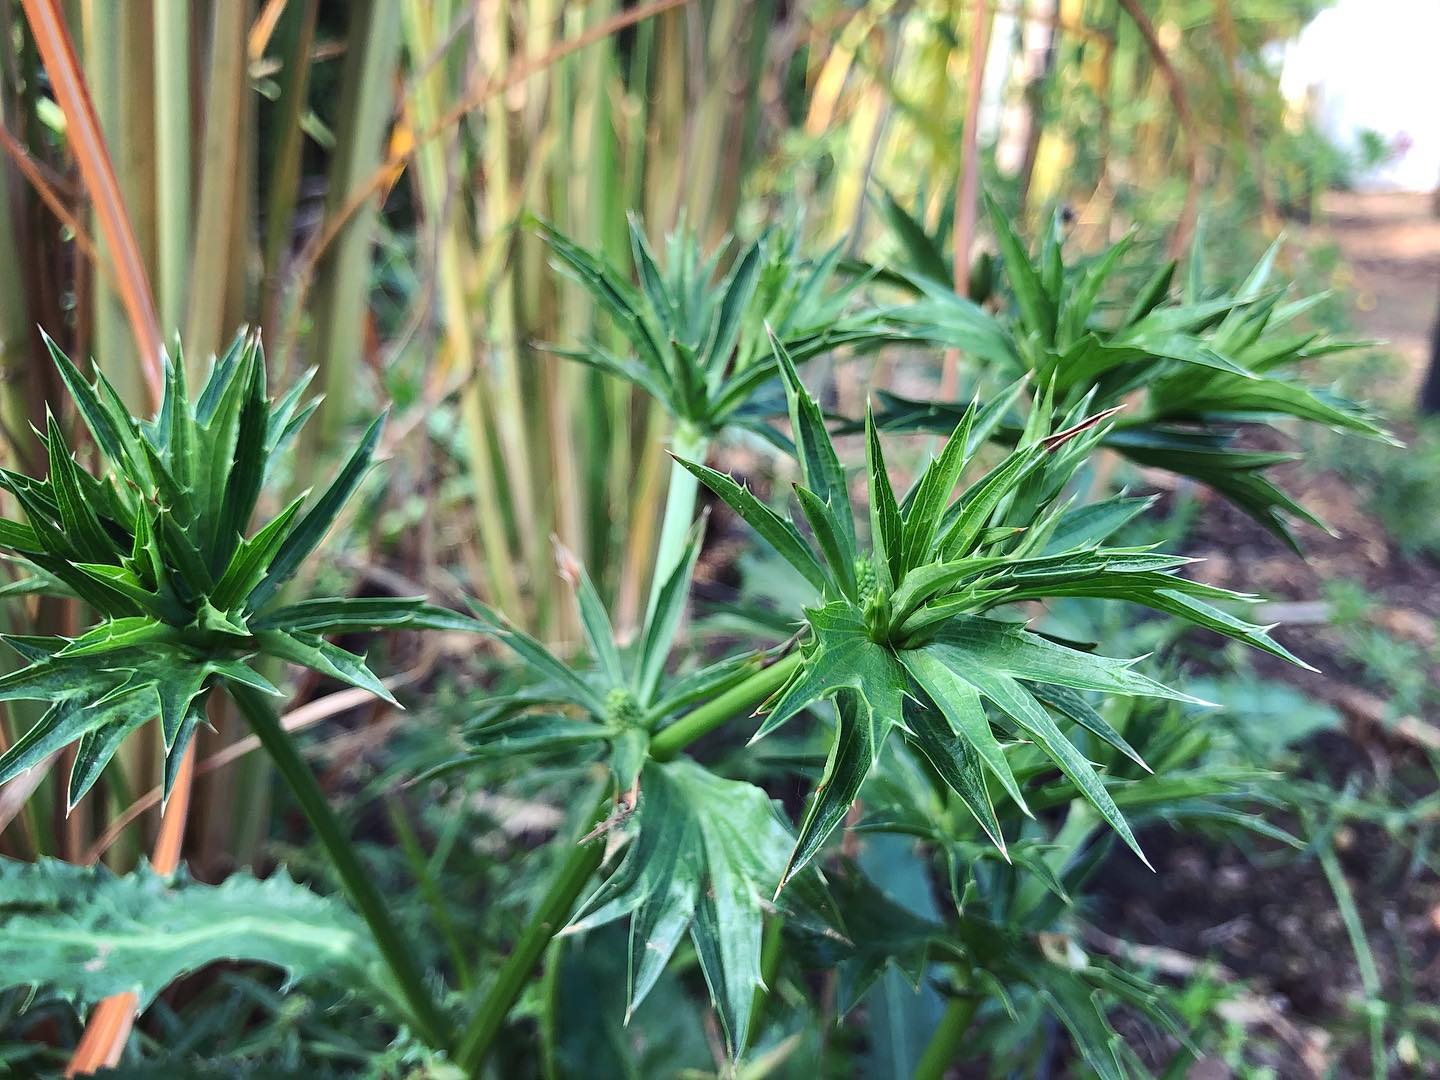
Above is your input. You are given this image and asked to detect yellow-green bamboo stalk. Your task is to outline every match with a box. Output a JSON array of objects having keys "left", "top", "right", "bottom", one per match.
[
  {"left": 81, "top": 0, "right": 139, "bottom": 407},
  {"left": 152, "top": 0, "right": 189, "bottom": 341},
  {"left": 183, "top": 0, "right": 247, "bottom": 371},
  {"left": 476, "top": 0, "right": 545, "bottom": 628},
  {"left": 308, "top": 0, "right": 402, "bottom": 444},
  {"left": 401, "top": 0, "right": 523, "bottom": 617},
  {"left": 260, "top": 0, "right": 318, "bottom": 340}
]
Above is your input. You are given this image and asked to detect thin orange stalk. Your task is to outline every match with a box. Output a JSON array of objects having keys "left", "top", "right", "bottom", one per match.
[
  {"left": 20, "top": 0, "right": 162, "bottom": 388},
  {"left": 0, "top": 124, "right": 98, "bottom": 258}
]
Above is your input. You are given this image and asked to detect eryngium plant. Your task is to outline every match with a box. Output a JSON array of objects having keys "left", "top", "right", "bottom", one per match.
[
  {"left": 680, "top": 338, "right": 1308, "bottom": 888},
  {"left": 0, "top": 333, "right": 462, "bottom": 808},
  {"left": 882, "top": 196, "right": 1393, "bottom": 548},
  {"left": 538, "top": 213, "right": 906, "bottom": 441}
]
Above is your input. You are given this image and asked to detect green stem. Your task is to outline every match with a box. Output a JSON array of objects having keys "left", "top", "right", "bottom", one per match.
[
  {"left": 913, "top": 993, "right": 981, "bottom": 1080},
  {"left": 455, "top": 794, "right": 610, "bottom": 1073},
  {"left": 385, "top": 795, "right": 473, "bottom": 994},
  {"left": 457, "top": 652, "right": 800, "bottom": 1069},
  {"left": 230, "top": 685, "right": 450, "bottom": 1053},
  {"left": 642, "top": 422, "right": 709, "bottom": 628},
  {"left": 746, "top": 912, "right": 785, "bottom": 1053},
  {"left": 650, "top": 651, "right": 800, "bottom": 761}
]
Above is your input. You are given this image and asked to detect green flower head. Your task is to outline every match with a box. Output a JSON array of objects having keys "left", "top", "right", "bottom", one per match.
[{"left": 0, "top": 332, "right": 466, "bottom": 808}]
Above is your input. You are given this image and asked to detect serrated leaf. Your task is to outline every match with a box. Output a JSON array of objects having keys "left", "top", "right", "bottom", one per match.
[
  {"left": 772, "top": 334, "right": 854, "bottom": 551},
  {"left": 251, "top": 596, "right": 479, "bottom": 635},
  {"left": 865, "top": 408, "right": 903, "bottom": 586},
  {"left": 249, "top": 411, "right": 385, "bottom": 607},
  {"left": 254, "top": 630, "right": 396, "bottom": 705},
  {"left": 568, "top": 759, "right": 814, "bottom": 1056},
  {"left": 899, "top": 646, "right": 1027, "bottom": 816},
  {"left": 465, "top": 599, "right": 607, "bottom": 715},
  {"left": 675, "top": 457, "right": 828, "bottom": 593},
  {"left": 0, "top": 858, "right": 379, "bottom": 1011}
]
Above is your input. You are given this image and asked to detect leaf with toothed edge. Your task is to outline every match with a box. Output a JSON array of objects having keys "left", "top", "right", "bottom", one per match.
[
  {"left": 0, "top": 336, "right": 446, "bottom": 809},
  {"left": 565, "top": 758, "right": 827, "bottom": 1057},
  {"left": 0, "top": 857, "right": 381, "bottom": 1011}
]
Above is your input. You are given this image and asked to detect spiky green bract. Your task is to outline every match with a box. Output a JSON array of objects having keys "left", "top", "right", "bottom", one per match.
[
  {"left": 680, "top": 336, "right": 1308, "bottom": 887},
  {"left": 536, "top": 213, "right": 906, "bottom": 440},
  {"left": 564, "top": 758, "right": 830, "bottom": 1057},
  {"left": 445, "top": 522, "right": 777, "bottom": 789},
  {"left": 884, "top": 196, "right": 1394, "bottom": 549},
  {"left": 0, "top": 333, "right": 463, "bottom": 808},
  {"left": 0, "top": 856, "right": 380, "bottom": 1012}
]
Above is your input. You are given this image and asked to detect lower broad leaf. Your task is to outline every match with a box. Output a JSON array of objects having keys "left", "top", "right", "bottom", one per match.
[
  {"left": 566, "top": 758, "right": 826, "bottom": 1057},
  {"left": 0, "top": 858, "right": 381, "bottom": 1012}
]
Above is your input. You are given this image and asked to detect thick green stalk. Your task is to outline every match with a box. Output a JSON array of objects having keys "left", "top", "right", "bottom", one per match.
[
  {"left": 457, "top": 652, "right": 800, "bottom": 1068},
  {"left": 650, "top": 651, "right": 800, "bottom": 761},
  {"left": 230, "top": 685, "right": 450, "bottom": 1053},
  {"left": 641, "top": 423, "right": 709, "bottom": 630},
  {"left": 913, "top": 993, "right": 981, "bottom": 1080}
]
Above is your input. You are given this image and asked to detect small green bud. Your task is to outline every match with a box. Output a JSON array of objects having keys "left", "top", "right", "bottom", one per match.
[
  {"left": 854, "top": 558, "right": 878, "bottom": 604},
  {"left": 604, "top": 686, "right": 644, "bottom": 729}
]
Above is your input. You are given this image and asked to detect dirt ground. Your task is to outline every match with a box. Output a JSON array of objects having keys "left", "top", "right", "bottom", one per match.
[
  {"left": 1312, "top": 190, "right": 1440, "bottom": 403},
  {"left": 1093, "top": 192, "right": 1440, "bottom": 1078}
]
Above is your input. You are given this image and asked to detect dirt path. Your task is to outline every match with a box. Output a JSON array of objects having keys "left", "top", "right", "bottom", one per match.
[{"left": 1313, "top": 190, "right": 1440, "bottom": 405}]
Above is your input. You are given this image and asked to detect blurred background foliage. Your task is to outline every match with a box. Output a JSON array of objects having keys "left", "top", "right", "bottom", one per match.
[{"left": 0, "top": 0, "right": 1436, "bottom": 1075}]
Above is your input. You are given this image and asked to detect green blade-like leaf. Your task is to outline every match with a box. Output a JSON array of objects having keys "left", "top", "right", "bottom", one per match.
[
  {"left": 904, "top": 708, "right": 1006, "bottom": 854},
  {"left": 794, "top": 485, "right": 858, "bottom": 601},
  {"left": 771, "top": 333, "right": 854, "bottom": 551},
  {"left": 636, "top": 524, "right": 703, "bottom": 702},
  {"left": 42, "top": 332, "right": 145, "bottom": 476},
  {"left": 899, "top": 646, "right": 1028, "bottom": 814},
  {"left": 209, "top": 494, "right": 307, "bottom": 610},
  {"left": 900, "top": 403, "right": 977, "bottom": 570},
  {"left": 985, "top": 193, "right": 1055, "bottom": 340},
  {"left": 254, "top": 630, "right": 396, "bottom": 705},
  {"left": 212, "top": 344, "right": 270, "bottom": 570},
  {"left": 249, "top": 412, "right": 385, "bottom": 608},
  {"left": 928, "top": 649, "right": 1149, "bottom": 866},
  {"left": 251, "top": 596, "right": 479, "bottom": 635},
  {"left": 44, "top": 416, "right": 119, "bottom": 562},
  {"left": 67, "top": 682, "right": 153, "bottom": 809},
  {"left": 465, "top": 600, "right": 607, "bottom": 716},
  {"left": 865, "top": 408, "right": 903, "bottom": 586},
  {"left": 675, "top": 457, "right": 828, "bottom": 593}
]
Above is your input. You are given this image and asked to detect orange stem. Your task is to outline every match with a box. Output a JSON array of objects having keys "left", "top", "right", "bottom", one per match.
[{"left": 20, "top": 0, "right": 163, "bottom": 391}]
